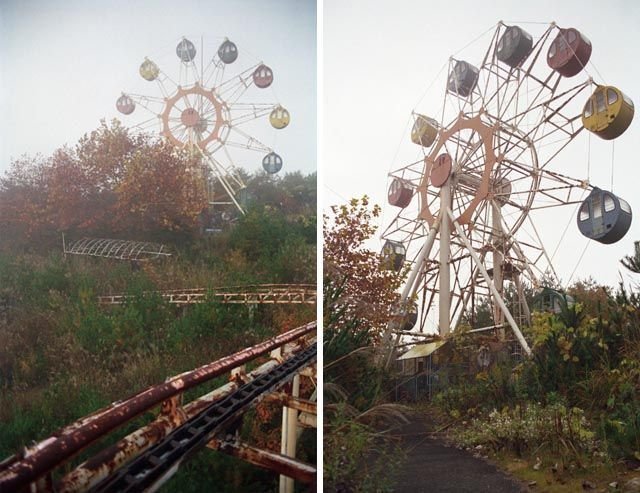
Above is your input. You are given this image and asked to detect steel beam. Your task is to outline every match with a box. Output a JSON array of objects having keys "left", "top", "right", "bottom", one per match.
[{"left": 209, "top": 440, "right": 316, "bottom": 484}]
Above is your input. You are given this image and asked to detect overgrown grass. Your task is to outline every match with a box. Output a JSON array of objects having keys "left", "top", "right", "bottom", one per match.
[{"left": 0, "top": 246, "right": 315, "bottom": 490}]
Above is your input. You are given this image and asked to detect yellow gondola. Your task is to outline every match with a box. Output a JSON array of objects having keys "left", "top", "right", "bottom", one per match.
[
  {"left": 139, "top": 58, "right": 159, "bottom": 81},
  {"left": 269, "top": 106, "right": 290, "bottom": 129},
  {"left": 411, "top": 114, "right": 439, "bottom": 147},
  {"left": 582, "top": 86, "right": 634, "bottom": 140}
]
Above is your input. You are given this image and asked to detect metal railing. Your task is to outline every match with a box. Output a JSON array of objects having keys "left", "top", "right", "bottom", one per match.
[{"left": 98, "top": 284, "right": 317, "bottom": 305}]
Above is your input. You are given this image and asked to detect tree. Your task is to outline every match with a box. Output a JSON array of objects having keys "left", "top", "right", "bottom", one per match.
[
  {"left": 113, "top": 142, "right": 206, "bottom": 234},
  {"left": 323, "top": 196, "right": 404, "bottom": 347},
  {"left": 621, "top": 241, "right": 640, "bottom": 273},
  {"left": 323, "top": 197, "right": 408, "bottom": 492},
  {"left": 0, "top": 155, "right": 50, "bottom": 244},
  {"left": 0, "top": 120, "right": 208, "bottom": 249}
]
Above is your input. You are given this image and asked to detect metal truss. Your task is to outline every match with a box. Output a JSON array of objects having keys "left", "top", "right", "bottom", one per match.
[
  {"left": 63, "top": 237, "right": 171, "bottom": 261},
  {"left": 97, "top": 284, "right": 317, "bottom": 305}
]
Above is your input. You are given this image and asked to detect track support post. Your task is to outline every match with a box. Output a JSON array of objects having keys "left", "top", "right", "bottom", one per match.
[{"left": 279, "top": 374, "right": 300, "bottom": 493}]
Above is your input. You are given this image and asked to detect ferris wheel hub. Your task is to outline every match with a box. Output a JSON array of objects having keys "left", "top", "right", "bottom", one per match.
[
  {"left": 181, "top": 108, "right": 202, "bottom": 127},
  {"left": 161, "top": 85, "right": 227, "bottom": 150},
  {"left": 419, "top": 114, "right": 497, "bottom": 226}
]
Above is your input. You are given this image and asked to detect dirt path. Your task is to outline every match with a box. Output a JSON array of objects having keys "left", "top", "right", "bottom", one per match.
[{"left": 391, "top": 418, "right": 526, "bottom": 493}]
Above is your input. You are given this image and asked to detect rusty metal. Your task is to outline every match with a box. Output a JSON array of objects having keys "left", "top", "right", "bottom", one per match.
[
  {"left": 57, "top": 360, "right": 276, "bottom": 492},
  {"left": 209, "top": 439, "right": 316, "bottom": 484},
  {"left": 0, "top": 322, "right": 316, "bottom": 492},
  {"left": 56, "top": 338, "right": 311, "bottom": 493},
  {"left": 88, "top": 343, "right": 317, "bottom": 492},
  {"left": 97, "top": 283, "right": 317, "bottom": 305},
  {"left": 299, "top": 366, "right": 317, "bottom": 379},
  {"left": 266, "top": 393, "right": 317, "bottom": 415},
  {"left": 298, "top": 412, "right": 317, "bottom": 428}
]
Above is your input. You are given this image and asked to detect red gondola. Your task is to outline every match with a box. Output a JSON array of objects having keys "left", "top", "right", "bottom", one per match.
[
  {"left": 547, "top": 28, "right": 591, "bottom": 77},
  {"left": 388, "top": 179, "right": 413, "bottom": 208}
]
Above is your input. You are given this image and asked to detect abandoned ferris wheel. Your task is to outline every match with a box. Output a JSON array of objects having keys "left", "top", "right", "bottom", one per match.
[
  {"left": 381, "top": 22, "right": 634, "bottom": 361},
  {"left": 115, "top": 36, "right": 290, "bottom": 217}
]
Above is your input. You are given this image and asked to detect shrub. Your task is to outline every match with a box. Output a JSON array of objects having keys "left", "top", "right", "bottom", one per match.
[{"left": 455, "top": 402, "right": 601, "bottom": 461}]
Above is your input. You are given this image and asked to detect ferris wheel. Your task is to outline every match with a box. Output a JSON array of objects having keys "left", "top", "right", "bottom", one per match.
[
  {"left": 380, "top": 22, "right": 635, "bottom": 361},
  {"left": 115, "top": 36, "right": 290, "bottom": 217}
]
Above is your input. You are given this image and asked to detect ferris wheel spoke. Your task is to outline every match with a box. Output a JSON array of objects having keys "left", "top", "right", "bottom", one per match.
[
  {"left": 390, "top": 167, "right": 424, "bottom": 186},
  {"left": 479, "top": 69, "right": 511, "bottom": 116},
  {"left": 154, "top": 71, "right": 179, "bottom": 99},
  {"left": 226, "top": 126, "right": 273, "bottom": 153},
  {"left": 127, "top": 93, "right": 166, "bottom": 104},
  {"left": 129, "top": 115, "right": 160, "bottom": 132},
  {"left": 460, "top": 147, "right": 486, "bottom": 175},
  {"left": 491, "top": 77, "right": 518, "bottom": 121},
  {"left": 206, "top": 154, "right": 245, "bottom": 191},
  {"left": 170, "top": 124, "right": 189, "bottom": 143},
  {"left": 219, "top": 146, "right": 245, "bottom": 189},
  {"left": 217, "top": 64, "right": 259, "bottom": 96},
  {"left": 216, "top": 69, "right": 251, "bottom": 93},
  {"left": 125, "top": 94, "right": 164, "bottom": 117},
  {"left": 197, "top": 151, "right": 245, "bottom": 212},
  {"left": 223, "top": 83, "right": 255, "bottom": 107},
  {"left": 506, "top": 233, "right": 546, "bottom": 287},
  {"left": 204, "top": 60, "right": 226, "bottom": 89},
  {"left": 184, "top": 61, "right": 201, "bottom": 86},
  {"left": 382, "top": 214, "right": 427, "bottom": 245},
  {"left": 512, "top": 80, "right": 589, "bottom": 145},
  {"left": 528, "top": 185, "right": 583, "bottom": 209},
  {"left": 200, "top": 104, "right": 218, "bottom": 119},
  {"left": 228, "top": 104, "right": 275, "bottom": 126},
  {"left": 200, "top": 58, "right": 217, "bottom": 83},
  {"left": 180, "top": 94, "right": 194, "bottom": 109}
]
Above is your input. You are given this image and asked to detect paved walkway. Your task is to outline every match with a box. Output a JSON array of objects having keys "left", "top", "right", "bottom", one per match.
[{"left": 391, "top": 418, "right": 526, "bottom": 493}]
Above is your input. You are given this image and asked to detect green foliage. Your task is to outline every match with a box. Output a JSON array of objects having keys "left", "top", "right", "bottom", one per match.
[
  {"left": 323, "top": 279, "right": 372, "bottom": 362},
  {"left": 599, "top": 402, "right": 640, "bottom": 460},
  {"left": 0, "top": 381, "right": 111, "bottom": 458},
  {"left": 228, "top": 204, "right": 316, "bottom": 284},
  {"left": 433, "top": 276, "right": 640, "bottom": 465}
]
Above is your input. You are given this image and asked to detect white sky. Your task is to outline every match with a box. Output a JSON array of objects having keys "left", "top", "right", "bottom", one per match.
[
  {"left": 0, "top": 0, "right": 316, "bottom": 175},
  {"left": 324, "top": 0, "right": 640, "bottom": 289}
]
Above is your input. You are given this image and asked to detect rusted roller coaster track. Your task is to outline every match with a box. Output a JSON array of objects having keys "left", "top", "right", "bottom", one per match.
[
  {"left": 90, "top": 344, "right": 316, "bottom": 492},
  {"left": 97, "top": 284, "right": 317, "bottom": 305},
  {"left": 0, "top": 322, "right": 317, "bottom": 493}
]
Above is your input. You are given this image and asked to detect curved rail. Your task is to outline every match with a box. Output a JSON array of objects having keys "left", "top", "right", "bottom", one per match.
[
  {"left": 64, "top": 237, "right": 171, "bottom": 261},
  {"left": 0, "top": 322, "right": 316, "bottom": 492}
]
